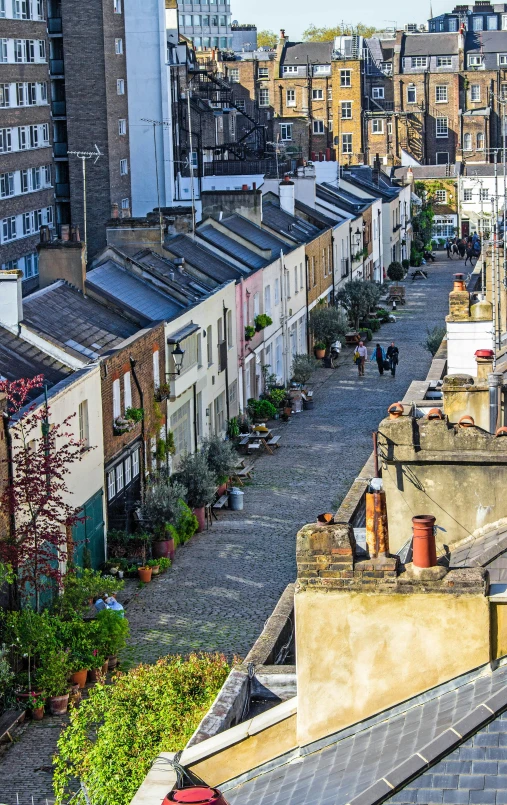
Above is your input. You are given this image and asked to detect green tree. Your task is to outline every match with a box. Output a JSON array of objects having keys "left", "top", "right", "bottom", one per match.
[
  {"left": 302, "top": 23, "right": 379, "bottom": 41},
  {"left": 413, "top": 182, "right": 436, "bottom": 248},
  {"left": 387, "top": 261, "right": 404, "bottom": 282},
  {"left": 310, "top": 307, "right": 348, "bottom": 353},
  {"left": 257, "top": 29, "right": 278, "bottom": 48},
  {"left": 424, "top": 325, "right": 446, "bottom": 357},
  {"left": 336, "top": 281, "right": 382, "bottom": 330}
]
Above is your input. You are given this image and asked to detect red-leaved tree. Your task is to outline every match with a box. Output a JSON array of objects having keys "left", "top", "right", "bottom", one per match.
[{"left": 0, "top": 376, "right": 86, "bottom": 611}]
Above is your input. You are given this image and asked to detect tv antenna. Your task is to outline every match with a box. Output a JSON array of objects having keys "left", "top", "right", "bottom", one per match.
[{"left": 68, "top": 144, "right": 103, "bottom": 260}]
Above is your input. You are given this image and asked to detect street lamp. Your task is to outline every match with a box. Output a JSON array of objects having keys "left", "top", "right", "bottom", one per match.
[{"left": 168, "top": 343, "right": 185, "bottom": 377}]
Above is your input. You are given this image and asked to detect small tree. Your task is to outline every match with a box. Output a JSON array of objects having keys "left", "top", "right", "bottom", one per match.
[
  {"left": 291, "top": 354, "right": 320, "bottom": 385},
  {"left": 424, "top": 325, "right": 446, "bottom": 357},
  {"left": 310, "top": 307, "right": 348, "bottom": 353},
  {"left": 387, "top": 261, "right": 404, "bottom": 282},
  {"left": 336, "top": 281, "right": 382, "bottom": 330},
  {"left": 0, "top": 376, "right": 86, "bottom": 612},
  {"left": 140, "top": 475, "right": 187, "bottom": 531},
  {"left": 257, "top": 29, "right": 278, "bottom": 48},
  {"left": 174, "top": 451, "right": 218, "bottom": 509},
  {"left": 202, "top": 436, "right": 237, "bottom": 485}
]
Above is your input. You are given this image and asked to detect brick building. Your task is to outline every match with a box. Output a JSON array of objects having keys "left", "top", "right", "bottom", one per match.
[{"left": 0, "top": 0, "right": 53, "bottom": 288}]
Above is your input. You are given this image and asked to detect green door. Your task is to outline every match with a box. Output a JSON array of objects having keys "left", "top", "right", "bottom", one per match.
[{"left": 73, "top": 489, "right": 105, "bottom": 570}]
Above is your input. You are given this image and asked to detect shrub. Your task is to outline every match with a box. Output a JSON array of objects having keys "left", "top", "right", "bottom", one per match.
[
  {"left": 291, "top": 354, "right": 320, "bottom": 385},
  {"left": 244, "top": 325, "right": 255, "bottom": 340},
  {"left": 424, "top": 325, "right": 446, "bottom": 356},
  {"left": 402, "top": 259, "right": 410, "bottom": 271},
  {"left": 267, "top": 388, "right": 286, "bottom": 407},
  {"left": 53, "top": 653, "right": 230, "bottom": 805},
  {"left": 36, "top": 649, "right": 71, "bottom": 698},
  {"left": 247, "top": 398, "right": 277, "bottom": 421},
  {"left": 174, "top": 451, "right": 218, "bottom": 508},
  {"left": 336, "top": 281, "right": 382, "bottom": 330},
  {"left": 202, "top": 435, "right": 237, "bottom": 484},
  {"left": 177, "top": 503, "right": 199, "bottom": 544},
  {"left": 125, "top": 407, "right": 144, "bottom": 423},
  {"left": 310, "top": 306, "right": 348, "bottom": 350},
  {"left": 95, "top": 609, "right": 129, "bottom": 660},
  {"left": 140, "top": 475, "right": 187, "bottom": 531},
  {"left": 53, "top": 569, "right": 124, "bottom": 619},
  {"left": 387, "top": 261, "right": 404, "bottom": 282},
  {"left": 254, "top": 313, "right": 273, "bottom": 330},
  {"left": 375, "top": 308, "right": 391, "bottom": 323}
]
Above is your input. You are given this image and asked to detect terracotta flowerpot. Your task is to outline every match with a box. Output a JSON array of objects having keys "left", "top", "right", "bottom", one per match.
[
  {"left": 71, "top": 669, "right": 88, "bottom": 689},
  {"left": 193, "top": 506, "right": 206, "bottom": 533},
  {"left": 108, "top": 655, "right": 118, "bottom": 670},
  {"left": 150, "top": 565, "right": 160, "bottom": 575},
  {"left": 32, "top": 706, "right": 44, "bottom": 721},
  {"left": 88, "top": 668, "right": 103, "bottom": 682},
  {"left": 217, "top": 481, "right": 228, "bottom": 497},
  {"left": 315, "top": 348, "right": 325, "bottom": 359},
  {"left": 138, "top": 566, "right": 152, "bottom": 583},
  {"left": 49, "top": 694, "right": 69, "bottom": 716}
]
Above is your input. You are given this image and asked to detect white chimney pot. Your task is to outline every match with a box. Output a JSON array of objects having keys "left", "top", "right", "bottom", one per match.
[
  {"left": 279, "top": 178, "right": 295, "bottom": 218},
  {"left": 0, "top": 271, "right": 23, "bottom": 328}
]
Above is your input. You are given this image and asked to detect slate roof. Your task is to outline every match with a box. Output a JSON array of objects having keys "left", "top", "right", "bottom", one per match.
[
  {"left": 22, "top": 281, "right": 137, "bottom": 361},
  {"left": 448, "top": 524, "right": 507, "bottom": 587},
  {"left": 220, "top": 215, "right": 293, "bottom": 257},
  {"left": 198, "top": 224, "right": 268, "bottom": 270},
  {"left": 393, "top": 165, "right": 459, "bottom": 180},
  {"left": 262, "top": 200, "right": 322, "bottom": 244},
  {"left": 226, "top": 664, "right": 507, "bottom": 805},
  {"left": 132, "top": 249, "right": 214, "bottom": 298},
  {"left": 165, "top": 235, "right": 245, "bottom": 284},
  {"left": 282, "top": 41, "right": 334, "bottom": 66},
  {"left": 465, "top": 164, "right": 502, "bottom": 177},
  {"left": 343, "top": 167, "right": 401, "bottom": 201},
  {"left": 402, "top": 33, "right": 459, "bottom": 56},
  {"left": 318, "top": 183, "right": 374, "bottom": 215},
  {"left": 295, "top": 199, "right": 344, "bottom": 227},
  {"left": 87, "top": 261, "right": 185, "bottom": 322},
  {"left": 466, "top": 31, "right": 507, "bottom": 67},
  {"left": 0, "top": 325, "right": 72, "bottom": 392}
]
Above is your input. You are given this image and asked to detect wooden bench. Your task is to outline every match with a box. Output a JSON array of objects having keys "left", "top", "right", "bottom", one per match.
[
  {"left": 267, "top": 435, "right": 281, "bottom": 449},
  {"left": 246, "top": 441, "right": 262, "bottom": 454},
  {"left": 232, "top": 464, "right": 254, "bottom": 485},
  {"left": 388, "top": 285, "right": 406, "bottom": 304},
  {"left": 0, "top": 710, "right": 25, "bottom": 743},
  {"left": 410, "top": 268, "right": 428, "bottom": 281},
  {"left": 213, "top": 494, "right": 229, "bottom": 510}
]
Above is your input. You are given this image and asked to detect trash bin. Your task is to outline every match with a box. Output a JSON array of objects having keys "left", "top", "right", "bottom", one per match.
[{"left": 229, "top": 487, "right": 244, "bottom": 511}]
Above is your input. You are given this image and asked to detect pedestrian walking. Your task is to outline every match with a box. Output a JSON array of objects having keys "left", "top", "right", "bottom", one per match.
[
  {"left": 464, "top": 244, "right": 475, "bottom": 267},
  {"left": 354, "top": 340, "right": 368, "bottom": 377},
  {"left": 386, "top": 341, "right": 399, "bottom": 378},
  {"left": 371, "top": 343, "right": 387, "bottom": 375},
  {"left": 452, "top": 239, "right": 460, "bottom": 257},
  {"left": 446, "top": 237, "right": 453, "bottom": 259}
]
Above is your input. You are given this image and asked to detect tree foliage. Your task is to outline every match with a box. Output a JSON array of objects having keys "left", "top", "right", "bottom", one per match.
[
  {"left": 413, "top": 182, "right": 436, "bottom": 248},
  {"left": 291, "top": 354, "right": 320, "bottom": 384},
  {"left": 424, "top": 325, "right": 446, "bottom": 357},
  {"left": 174, "top": 451, "right": 218, "bottom": 508},
  {"left": 140, "top": 475, "right": 188, "bottom": 531},
  {"left": 387, "top": 261, "right": 404, "bottom": 282},
  {"left": 310, "top": 307, "right": 348, "bottom": 351},
  {"left": 302, "top": 23, "right": 379, "bottom": 41},
  {"left": 257, "top": 29, "right": 278, "bottom": 48},
  {"left": 336, "top": 281, "right": 382, "bottom": 330},
  {"left": 53, "top": 654, "right": 230, "bottom": 805},
  {"left": 202, "top": 435, "right": 237, "bottom": 484}
]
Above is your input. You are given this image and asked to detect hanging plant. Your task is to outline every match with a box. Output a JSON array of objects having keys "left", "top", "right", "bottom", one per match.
[
  {"left": 245, "top": 325, "right": 255, "bottom": 341},
  {"left": 254, "top": 314, "right": 273, "bottom": 332},
  {"left": 114, "top": 417, "right": 135, "bottom": 435}
]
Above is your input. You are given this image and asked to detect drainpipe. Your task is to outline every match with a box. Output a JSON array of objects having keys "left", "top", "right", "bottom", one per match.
[
  {"left": 331, "top": 233, "right": 336, "bottom": 305},
  {"left": 129, "top": 356, "right": 145, "bottom": 486},
  {"left": 2, "top": 408, "right": 18, "bottom": 610},
  {"left": 305, "top": 254, "right": 310, "bottom": 353},
  {"left": 489, "top": 372, "right": 503, "bottom": 434},
  {"left": 223, "top": 302, "right": 230, "bottom": 424},
  {"left": 193, "top": 382, "right": 198, "bottom": 452}
]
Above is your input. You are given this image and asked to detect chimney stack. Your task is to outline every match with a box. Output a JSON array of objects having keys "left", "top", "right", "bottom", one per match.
[
  {"left": 0, "top": 270, "right": 23, "bottom": 328},
  {"left": 447, "top": 273, "right": 470, "bottom": 321},
  {"left": 475, "top": 349, "right": 494, "bottom": 381},
  {"left": 111, "top": 202, "right": 119, "bottom": 219},
  {"left": 37, "top": 236, "right": 87, "bottom": 294},
  {"left": 279, "top": 175, "right": 295, "bottom": 217},
  {"left": 412, "top": 515, "right": 437, "bottom": 568}
]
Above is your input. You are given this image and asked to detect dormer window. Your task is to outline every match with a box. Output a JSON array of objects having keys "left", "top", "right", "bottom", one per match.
[
  {"left": 411, "top": 56, "right": 428, "bottom": 68},
  {"left": 468, "top": 55, "right": 484, "bottom": 68}
]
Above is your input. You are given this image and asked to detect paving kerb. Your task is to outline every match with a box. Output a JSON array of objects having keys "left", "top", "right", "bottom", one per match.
[{"left": 0, "top": 258, "right": 456, "bottom": 804}]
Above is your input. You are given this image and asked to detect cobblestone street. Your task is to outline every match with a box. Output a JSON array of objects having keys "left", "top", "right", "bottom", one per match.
[{"left": 0, "top": 259, "right": 454, "bottom": 804}]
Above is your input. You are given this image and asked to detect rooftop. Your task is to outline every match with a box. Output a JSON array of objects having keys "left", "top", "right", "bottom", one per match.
[
  {"left": 262, "top": 198, "right": 324, "bottom": 244},
  {"left": 0, "top": 325, "right": 72, "bottom": 393},
  {"left": 164, "top": 235, "right": 246, "bottom": 285},
  {"left": 402, "top": 32, "right": 460, "bottom": 56},
  {"left": 220, "top": 214, "right": 293, "bottom": 257},
  {"left": 198, "top": 223, "right": 269, "bottom": 270},
  {"left": 282, "top": 40, "right": 334, "bottom": 66},
  {"left": 317, "top": 182, "right": 375, "bottom": 215}
]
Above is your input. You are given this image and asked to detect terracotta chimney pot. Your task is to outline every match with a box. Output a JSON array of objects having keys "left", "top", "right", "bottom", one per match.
[{"left": 412, "top": 515, "right": 437, "bottom": 568}]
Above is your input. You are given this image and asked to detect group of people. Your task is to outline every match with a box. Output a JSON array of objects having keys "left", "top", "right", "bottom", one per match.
[
  {"left": 445, "top": 234, "right": 481, "bottom": 267},
  {"left": 354, "top": 341, "right": 399, "bottom": 377}
]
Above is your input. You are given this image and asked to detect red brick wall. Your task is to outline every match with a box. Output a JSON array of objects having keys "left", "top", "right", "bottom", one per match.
[{"left": 0, "top": 393, "right": 9, "bottom": 542}]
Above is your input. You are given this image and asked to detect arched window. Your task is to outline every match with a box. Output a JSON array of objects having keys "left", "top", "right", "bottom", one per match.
[
  {"left": 477, "top": 131, "right": 485, "bottom": 150},
  {"left": 463, "top": 133, "right": 472, "bottom": 150}
]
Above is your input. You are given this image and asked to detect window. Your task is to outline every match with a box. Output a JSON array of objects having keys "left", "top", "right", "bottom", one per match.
[
  {"left": 115, "top": 38, "right": 123, "bottom": 55},
  {"left": 0, "top": 172, "right": 14, "bottom": 198},
  {"left": 274, "top": 277, "right": 280, "bottom": 305},
  {"left": 120, "top": 158, "right": 128, "bottom": 175},
  {"left": 435, "top": 85, "right": 448, "bottom": 103},
  {"left": 314, "top": 64, "right": 331, "bottom": 74},
  {"left": 280, "top": 123, "right": 293, "bottom": 141},
  {"left": 477, "top": 132, "right": 485, "bottom": 150},
  {"left": 437, "top": 56, "right": 452, "bottom": 67},
  {"left": 123, "top": 371, "right": 132, "bottom": 412},
  {"left": 342, "top": 133, "right": 352, "bottom": 154},
  {"left": 435, "top": 189, "right": 447, "bottom": 203},
  {"left": 2, "top": 216, "right": 16, "bottom": 243},
  {"left": 463, "top": 132, "right": 472, "bottom": 151},
  {"left": 312, "top": 88, "right": 323, "bottom": 100},
  {"left": 407, "top": 84, "right": 416, "bottom": 104},
  {"left": 470, "top": 84, "right": 481, "bottom": 102},
  {"left": 372, "top": 119, "right": 384, "bottom": 134},
  {"left": 117, "top": 79, "right": 125, "bottom": 95},
  {"left": 411, "top": 57, "right": 428, "bottom": 68},
  {"left": 448, "top": 17, "right": 458, "bottom": 31},
  {"left": 259, "top": 88, "right": 269, "bottom": 106},
  {"left": 114, "top": 0, "right": 122, "bottom": 12},
  {"left": 112, "top": 379, "right": 121, "bottom": 420},
  {"left": 0, "top": 1, "right": 5, "bottom": 17},
  {"left": 214, "top": 392, "right": 225, "bottom": 434},
  {"left": 107, "top": 470, "right": 116, "bottom": 501},
  {"left": 207, "top": 324, "right": 213, "bottom": 364},
  {"left": 78, "top": 401, "right": 89, "bottom": 448},
  {"left": 118, "top": 119, "right": 126, "bottom": 135},
  {"left": 171, "top": 401, "right": 191, "bottom": 457},
  {"left": 480, "top": 187, "right": 489, "bottom": 200},
  {"left": 0, "top": 39, "right": 6, "bottom": 63},
  {"left": 0, "top": 84, "right": 10, "bottom": 107},
  {"left": 372, "top": 87, "right": 384, "bottom": 99},
  {"left": 227, "top": 309, "right": 233, "bottom": 348},
  {"left": 124, "top": 454, "right": 131, "bottom": 485},
  {"left": 0, "top": 128, "right": 12, "bottom": 153},
  {"left": 286, "top": 88, "right": 296, "bottom": 106},
  {"left": 463, "top": 188, "right": 473, "bottom": 201},
  {"left": 121, "top": 197, "right": 129, "bottom": 210},
  {"left": 340, "top": 70, "right": 351, "bottom": 87},
  {"left": 436, "top": 117, "right": 448, "bottom": 138},
  {"left": 258, "top": 67, "right": 269, "bottom": 78},
  {"left": 116, "top": 462, "right": 124, "bottom": 493},
  {"left": 436, "top": 152, "right": 449, "bottom": 165},
  {"left": 487, "top": 15, "right": 498, "bottom": 29},
  {"left": 283, "top": 65, "right": 298, "bottom": 74},
  {"left": 228, "top": 380, "right": 237, "bottom": 407},
  {"left": 235, "top": 99, "right": 245, "bottom": 112},
  {"left": 468, "top": 55, "right": 483, "bottom": 67},
  {"left": 152, "top": 349, "right": 160, "bottom": 389},
  {"left": 300, "top": 262, "right": 303, "bottom": 289},
  {"left": 500, "top": 55, "right": 507, "bottom": 65},
  {"left": 228, "top": 67, "right": 239, "bottom": 82},
  {"left": 341, "top": 101, "right": 352, "bottom": 119},
  {"left": 313, "top": 120, "right": 324, "bottom": 134},
  {"left": 472, "top": 16, "right": 484, "bottom": 30},
  {"left": 503, "top": 13, "right": 507, "bottom": 29},
  {"left": 381, "top": 61, "right": 392, "bottom": 75},
  {"left": 502, "top": 84, "right": 507, "bottom": 100},
  {"left": 327, "top": 86, "right": 332, "bottom": 100},
  {"left": 132, "top": 448, "right": 140, "bottom": 477},
  {"left": 294, "top": 265, "right": 298, "bottom": 292},
  {"left": 286, "top": 270, "right": 291, "bottom": 297}
]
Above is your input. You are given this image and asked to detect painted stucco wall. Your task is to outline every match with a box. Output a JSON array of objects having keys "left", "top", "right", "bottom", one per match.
[
  {"left": 447, "top": 319, "right": 494, "bottom": 376},
  {"left": 295, "top": 589, "right": 490, "bottom": 746}
]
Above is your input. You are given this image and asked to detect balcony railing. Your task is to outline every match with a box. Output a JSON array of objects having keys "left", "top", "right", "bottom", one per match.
[
  {"left": 49, "top": 59, "right": 64, "bottom": 75},
  {"left": 55, "top": 182, "right": 70, "bottom": 197},
  {"left": 51, "top": 100, "right": 66, "bottom": 116},
  {"left": 48, "top": 17, "right": 62, "bottom": 33},
  {"left": 393, "top": 223, "right": 402, "bottom": 232},
  {"left": 53, "top": 142, "right": 68, "bottom": 157},
  {"left": 203, "top": 158, "right": 293, "bottom": 177}
]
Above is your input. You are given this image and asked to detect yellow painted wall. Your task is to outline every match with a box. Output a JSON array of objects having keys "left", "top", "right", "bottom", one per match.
[
  {"left": 296, "top": 590, "right": 490, "bottom": 746},
  {"left": 186, "top": 713, "right": 297, "bottom": 787},
  {"left": 491, "top": 602, "right": 507, "bottom": 660}
]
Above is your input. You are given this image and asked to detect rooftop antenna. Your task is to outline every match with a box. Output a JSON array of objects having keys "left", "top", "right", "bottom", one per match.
[
  {"left": 141, "top": 118, "right": 171, "bottom": 248},
  {"left": 67, "top": 144, "right": 103, "bottom": 262}
]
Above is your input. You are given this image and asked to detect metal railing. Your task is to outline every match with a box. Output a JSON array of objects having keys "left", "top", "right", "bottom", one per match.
[
  {"left": 49, "top": 58, "right": 64, "bottom": 75},
  {"left": 55, "top": 182, "right": 70, "bottom": 197},
  {"left": 51, "top": 100, "right": 66, "bottom": 116},
  {"left": 53, "top": 142, "right": 68, "bottom": 157},
  {"left": 48, "top": 16, "right": 62, "bottom": 33}
]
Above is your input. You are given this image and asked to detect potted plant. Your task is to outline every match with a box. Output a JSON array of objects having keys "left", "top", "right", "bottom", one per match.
[
  {"left": 36, "top": 649, "right": 71, "bottom": 715},
  {"left": 140, "top": 476, "right": 187, "bottom": 559},
  {"left": 254, "top": 313, "right": 273, "bottom": 332},
  {"left": 291, "top": 354, "right": 320, "bottom": 386},
  {"left": 136, "top": 532, "right": 154, "bottom": 583},
  {"left": 202, "top": 435, "right": 237, "bottom": 496},
  {"left": 146, "top": 559, "right": 160, "bottom": 575},
  {"left": 125, "top": 407, "right": 144, "bottom": 423},
  {"left": 95, "top": 609, "right": 129, "bottom": 671},
  {"left": 154, "top": 382, "right": 170, "bottom": 402},
  {"left": 174, "top": 451, "right": 218, "bottom": 533},
  {"left": 314, "top": 341, "right": 326, "bottom": 359},
  {"left": 247, "top": 398, "right": 277, "bottom": 422},
  {"left": 158, "top": 557, "right": 171, "bottom": 573},
  {"left": 61, "top": 619, "right": 97, "bottom": 689},
  {"left": 244, "top": 325, "right": 255, "bottom": 342},
  {"left": 26, "top": 690, "right": 46, "bottom": 721}
]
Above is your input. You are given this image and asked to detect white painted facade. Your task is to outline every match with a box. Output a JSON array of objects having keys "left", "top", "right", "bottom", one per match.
[
  {"left": 460, "top": 173, "right": 501, "bottom": 236},
  {"left": 447, "top": 319, "right": 494, "bottom": 376}
]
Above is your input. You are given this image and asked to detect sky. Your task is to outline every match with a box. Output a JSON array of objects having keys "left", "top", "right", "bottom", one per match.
[{"left": 231, "top": 0, "right": 451, "bottom": 39}]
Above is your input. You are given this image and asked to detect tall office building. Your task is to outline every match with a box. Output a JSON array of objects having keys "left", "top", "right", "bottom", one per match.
[{"left": 177, "top": 1, "right": 232, "bottom": 51}]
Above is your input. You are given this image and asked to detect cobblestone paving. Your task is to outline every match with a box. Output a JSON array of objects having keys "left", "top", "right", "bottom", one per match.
[{"left": 0, "top": 258, "right": 454, "bottom": 805}]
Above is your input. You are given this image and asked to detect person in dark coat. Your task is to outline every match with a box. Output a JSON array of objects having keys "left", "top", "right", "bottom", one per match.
[
  {"left": 371, "top": 343, "right": 387, "bottom": 375},
  {"left": 386, "top": 342, "right": 399, "bottom": 378},
  {"left": 458, "top": 239, "right": 466, "bottom": 259},
  {"left": 464, "top": 244, "right": 475, "bottom": 266},
  {"left": 452, "top": 239, "right": 460, "bottom": 257},
  {"left": 446, "top": 238, "right": 453, "bottom": 258}
]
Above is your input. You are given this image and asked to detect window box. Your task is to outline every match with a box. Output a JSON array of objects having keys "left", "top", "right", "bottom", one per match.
[{"left": 114, "top": 416, "right": 135, "bottom": 435}]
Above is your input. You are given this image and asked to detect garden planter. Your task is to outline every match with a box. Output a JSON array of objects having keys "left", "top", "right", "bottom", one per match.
[
  {"left": 217, "top": 480, "right": 228, "bottom": 497},
  {"left": 108, "top": 655, "right": 118, "bottom": 670},
  {"left": 151, "top": 565, "right": 160, "bottom": 576},
  {"left": 71, "top": 669, "right": 88, "bottom": 689},
  {"left": 102, "top": 661, "right": 109, "bottom": 674},
  {"left": 152, "top": 540, "right": 171, "bottom": 559},
  {"left": 49, "top": 694, "right": 69, "bottom": 716},
  {"left": 32, "top": 706, "right": 44, "bottom": 721},
  {"left": 88, "top": 668, "right": 102, "bottom": 682},
  {"left": 193, "top": 506, "right": 206, "bottom": 533},
  {"left": 138, "top": 566, "right": 152, "bottom": 583},
  {"left": 315, "top": 348, "right": 325, "bottom": 359}
]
